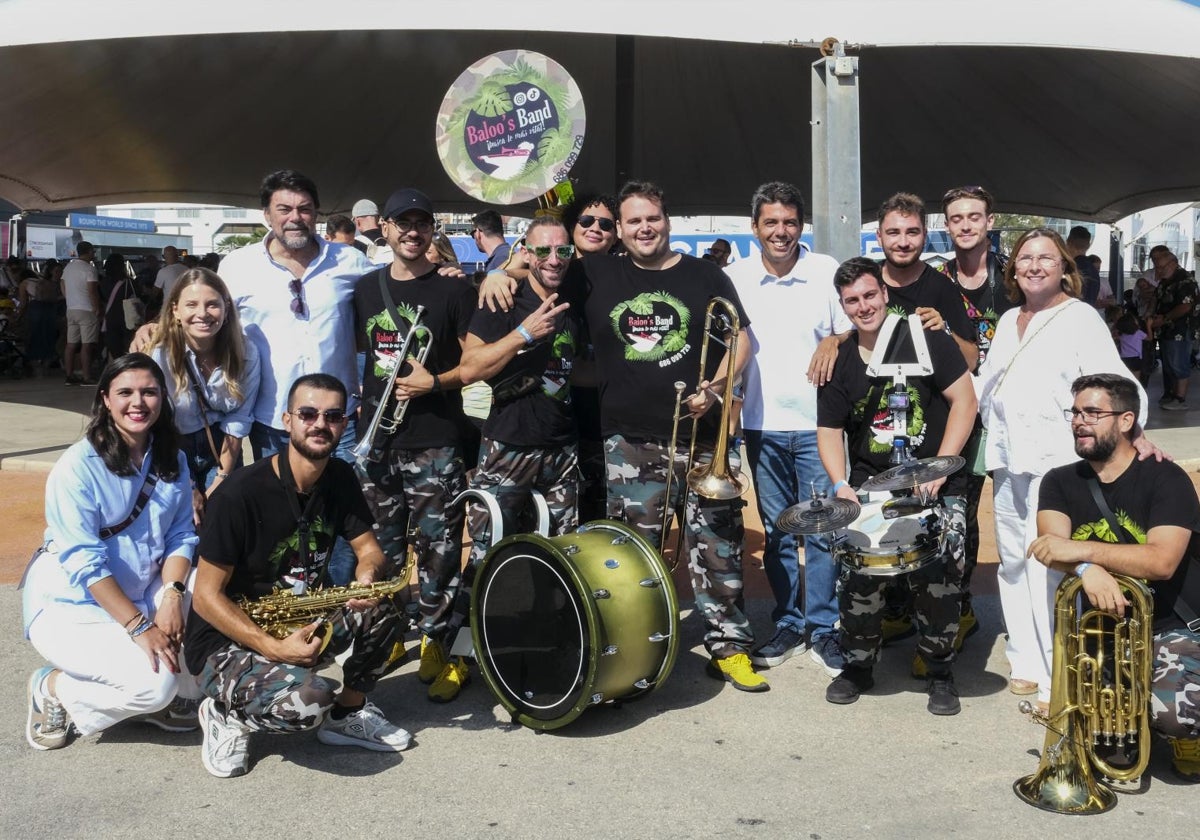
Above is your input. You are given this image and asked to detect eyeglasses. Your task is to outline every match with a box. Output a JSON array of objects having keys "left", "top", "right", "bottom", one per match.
[
  {"left": 288, "top": 279, "right": 304, "bottom": 316},
  {"left": 388, "top": 218, "right": 434, "bottom": 234},
  {"left": 1063, "top": 407, "right": 1126, "bottom": 424},
  {"left": 291, "top": 406, "right": 347, "bottom": 425},
  {"left": 527, "top": 244, "right": 575, "bottom": 261},
  {"left": 1015, "top": 254, "right": 1062, "bottom": 268},
  {"left": 577, "top": 215, "right": 615, "bottom": 233}
]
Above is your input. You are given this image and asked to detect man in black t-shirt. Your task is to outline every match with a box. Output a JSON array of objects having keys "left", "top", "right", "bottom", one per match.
[
  {"left": 1030, "top": 373, "right": 1199, "bottom": 782},
  {"left": 187, "top": 374, "right": 410, "bottom": 779},
  {"left": 817, "top": 258, "right": 977, "bottom": 715},
  {"left": 352, "top": 188, "right": 476, "bottom": 702}
]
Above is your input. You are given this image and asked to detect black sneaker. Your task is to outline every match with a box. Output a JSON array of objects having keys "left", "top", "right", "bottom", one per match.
[
  {"left": 749, "top": 625, "right": 806, "bottom": 668},
  {"left": 826, "top": 666, "right": 874, "bottom": 705},
  {"left": 927, "top": 673, "right": 961, "bottom": 716}
]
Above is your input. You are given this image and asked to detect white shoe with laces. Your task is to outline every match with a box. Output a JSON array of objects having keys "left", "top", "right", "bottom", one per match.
[
  {"left": 199, "top": 697, "right": 251, "bottom": 778},
  {"left": 317, "top": 700, "right": 412, "bottom": 752}
]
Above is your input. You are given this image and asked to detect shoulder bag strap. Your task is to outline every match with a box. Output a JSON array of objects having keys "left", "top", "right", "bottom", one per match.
[
  {"left": 183, "top": 356, "right": 221, "bottom": 464},
  {"left": 99, "top": 469, "right": 160, "bottom": 540},
  {"left": 1086, "top": 475, "right": 1132, "bottom": 545}
]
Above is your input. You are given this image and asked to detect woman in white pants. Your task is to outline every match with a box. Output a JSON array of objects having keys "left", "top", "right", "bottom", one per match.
[
  {"left": 23, "top": 353, "right": 198, "bottom": 750},
  {"left": 976, "top": 228, "right": 1153, "bottom": 705}
]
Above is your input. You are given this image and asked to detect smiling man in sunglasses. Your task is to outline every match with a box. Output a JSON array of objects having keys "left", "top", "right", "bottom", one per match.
[{"left": 187, "top": 373, "right": 411, "bottom": 778}]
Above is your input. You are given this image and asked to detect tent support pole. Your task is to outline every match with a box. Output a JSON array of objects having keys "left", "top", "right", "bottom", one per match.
[{"left": 811, "top": 43, "right": 862, "bottom": 261}]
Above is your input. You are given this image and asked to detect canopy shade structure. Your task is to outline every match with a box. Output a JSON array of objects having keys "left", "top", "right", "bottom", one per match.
[{"left": 0, "top": 0, "right": 1197, "bottom": 221}]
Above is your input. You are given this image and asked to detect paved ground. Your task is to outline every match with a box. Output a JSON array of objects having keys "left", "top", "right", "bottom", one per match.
[{"left": 1, "top": 374, "right": 1198, "bottom": 837}]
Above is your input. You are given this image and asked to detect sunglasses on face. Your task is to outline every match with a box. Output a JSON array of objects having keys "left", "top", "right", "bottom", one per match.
[
  {"left": 527, "top": 244, "right": 575, "bottom": 261},
  {"left": 288, "top": 279, "right": 304, "bottom": 316},
  {"left": 577, "top": 215, "right": 615, "bottom": 233},
  {"left": 291, "top": 406, "right": 347, "bottom": 424}
]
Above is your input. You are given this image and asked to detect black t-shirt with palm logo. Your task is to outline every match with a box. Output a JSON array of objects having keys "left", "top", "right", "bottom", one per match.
[
  {"left": 467, "top": 280, "right": 580, "bottom": 447},
  {"left": 579, "top": 253, "right": 749, "bottom": 442},
  {"left": 1039, "top": 456, "right": 1200, "bottom": 632},
  {"left": 353, "top": 267, "right": 476, "bottom": 450},
  {"left": 184, "top": 456, "right": 374, "bottom": 672}
]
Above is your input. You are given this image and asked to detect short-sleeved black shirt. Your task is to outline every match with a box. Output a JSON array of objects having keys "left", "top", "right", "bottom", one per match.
[
  {"left": 939, "top": 252, "right": 1015, "bottom": 368},
  {"left": 467, "top": 281, "right": 580, "bottom": 448},
  {"left": 1039, "top": 456, "right": 1200, "bottom": 632},
  {"left": 580, "top": 253, "right": 750, "bottom": 442},
  {"left": 184, "top": 455, "right": 375, "bottom": 672},
  {"left": 881, "top": 262, "right": 975, "bottom": 347},
  {"left": 817, "top": 321, "right": 970, "bottom": 496},
  {"left": 353, "top": 267, "right": 476, "bottom": 450}
]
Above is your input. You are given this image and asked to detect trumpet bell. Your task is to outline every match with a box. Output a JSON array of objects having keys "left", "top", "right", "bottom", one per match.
[{"left": 686, "top": 462, "right": 749, "bottom": 500}]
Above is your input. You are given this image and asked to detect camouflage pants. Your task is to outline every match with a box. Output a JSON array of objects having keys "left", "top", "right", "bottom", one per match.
[
  {"left": 357, "top": 445, "right": 466, "bottom": 642},
  {"left": 197, "top": 600, "right": 402, "bottom": 733},
  {"left": 838, "top": 495, "right": 966, "bottom": 674},
  {"left": 1150, "top": 628, "right": 1200, "bottom": 740},
  {"left": 604, "top": 434, "right": 751, "bottom": 658}
]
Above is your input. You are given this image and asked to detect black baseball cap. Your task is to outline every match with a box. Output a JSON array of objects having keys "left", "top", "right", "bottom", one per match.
[{"left": 382, "top": 188, "right": 434, "bottom": 221}]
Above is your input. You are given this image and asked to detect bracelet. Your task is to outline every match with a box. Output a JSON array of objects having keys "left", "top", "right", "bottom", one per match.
[
  {"left": 1075, "top": 562, "right": 1092, "bottom": 577},
  {"left": 123, "top": 611, "right": 145, "bottom": 630},
  {"left": 128, "top": 616, "right": 154, "bottom": 638},
  {"left": 214, "top": 471, "right": 229, "bottom": 480},
  {"left": 515, "top": 324, "right": 534, "bottom": 345},
  {"left": 430, "top": 372, "right": 442, "bottom": 393},
  {"left": 832, "top": 480, "right": 849, "bottom": 494}
]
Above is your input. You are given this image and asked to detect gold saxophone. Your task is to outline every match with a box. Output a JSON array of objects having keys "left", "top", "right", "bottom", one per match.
[
  {"left": 239, "top": 531, "right": 422, "bottom": 656},
  {"left": 1013, "top": 572, "right": 1154, "bottom": 814}
]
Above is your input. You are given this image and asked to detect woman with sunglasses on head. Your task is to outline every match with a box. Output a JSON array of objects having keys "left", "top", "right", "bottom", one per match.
[
  {"left": 23, "top": 353, "right": 200, "bottom": 751},
  {"left": 975, "top": 228, "right": 1158, "bottom": 709},
  {"left": 145, "top": 268, "right": 261, "bottom": 525}
]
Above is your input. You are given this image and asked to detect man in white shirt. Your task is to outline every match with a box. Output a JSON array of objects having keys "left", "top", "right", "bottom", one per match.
[
  {"left": 725, "top": 182, "right": 852, "bottom": 676},
  {"left": 61, "top": 241, "right": 101, "bottom": 385},
  {"left": 154, "top": 246, "right": 188, "bottom": 304}
]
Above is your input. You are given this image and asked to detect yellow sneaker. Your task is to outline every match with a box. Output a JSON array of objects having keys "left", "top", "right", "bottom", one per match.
[
  {"left": 705, "top": 653, "right": 770, "bottom": 693},
  {"left": 881, "top": 612, "right": 915, "bottom": 644},
  {"left": 954, "top": 605, "right": 979, "bottom": 651},
  {"left": 428, "top": 658, "right": 470, "bottom": 703},
  {"left": 418, "top": 636, "right": 447, "bottom": 685},
  {"left": 382, "top": 639, "right": 409, "bottom": 673},
  {"left": 1170, "top": 736, "right": 1200, "bottom": 782}
]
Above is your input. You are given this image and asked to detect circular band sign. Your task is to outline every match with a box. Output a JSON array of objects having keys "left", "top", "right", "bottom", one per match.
[{"left": 436, "top": 50, "right": 586, "bottom": 205}]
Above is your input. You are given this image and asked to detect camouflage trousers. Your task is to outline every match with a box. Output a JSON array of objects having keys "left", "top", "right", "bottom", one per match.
[
  {"left": 605, "top": 433, "right": 751, "bottom": 658},
  {"left": 357, "top": 445, "right": 466, "bottom": 642},
  {"left": 839, "top": 495, "right": 966, "bottom": 674},
  {"left": 197, "top": 600, "right": 402, "bottom": 733},
  {"left": 1150, "top": 627, "right": 1200, "bottom": 740}
]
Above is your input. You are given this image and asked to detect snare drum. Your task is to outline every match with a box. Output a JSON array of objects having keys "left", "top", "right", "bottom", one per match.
[
  {"left": 833, "top": 499, "right": 943, "bottom": 576},
  {"left": 470, "top": 520, "right": 680, "bottom": 730}
]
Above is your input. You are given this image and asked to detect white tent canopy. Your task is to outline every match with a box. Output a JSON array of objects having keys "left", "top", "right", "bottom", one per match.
[{"left": 1, "top": 0, "right": 1197, "bottom": 220}]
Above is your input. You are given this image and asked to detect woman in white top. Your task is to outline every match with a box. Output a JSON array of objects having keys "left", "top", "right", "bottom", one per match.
[
  {"left": 976, "top": 228, "right": 1154, "bottom": 704},
  {"left": 147, "top": 268, "right": 260, "bottom": 524}
]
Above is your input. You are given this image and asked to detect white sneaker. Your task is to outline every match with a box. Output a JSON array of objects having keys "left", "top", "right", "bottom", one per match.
[
  {"left": 26, "top": 667, "right": 70, "bottom": 751},
  {"left": 137, "top": 697, "right": 200, "bottom": 732},
  {"left": 198, "top": 698, "right": 251, "bottom": 778},
  {"left": 317, "top": 700, "right": 412, "bottom": 752}
]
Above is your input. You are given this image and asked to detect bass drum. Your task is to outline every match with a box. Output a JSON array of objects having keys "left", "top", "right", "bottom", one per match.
[{"left": 471, "top": 520, "right": 680, "bottom": 731}]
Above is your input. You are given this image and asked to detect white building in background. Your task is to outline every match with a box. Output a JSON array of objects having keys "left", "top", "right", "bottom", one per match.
[{"left": 100, "top": 203, "right": 262, "bottom": 253}]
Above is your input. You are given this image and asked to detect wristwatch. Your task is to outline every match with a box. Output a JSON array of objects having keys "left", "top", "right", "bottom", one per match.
[{"left": 165, "top": 580, "right": 186, "bottom": 596}]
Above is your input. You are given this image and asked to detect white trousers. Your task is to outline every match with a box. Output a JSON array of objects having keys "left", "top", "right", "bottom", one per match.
[
  {"left": 992, "top": 469, "right": 1062, "bottom": 702},
  {"left": 27, "top": 578, "right": 199, "bottom": 736}
]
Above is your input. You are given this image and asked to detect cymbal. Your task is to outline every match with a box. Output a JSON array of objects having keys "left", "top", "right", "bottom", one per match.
[
  {"left": 859, "top": 455, "right": 966, "bottom": 493},
  {"left": 775, "top": 497, "right": 861, "bottom": 535}
]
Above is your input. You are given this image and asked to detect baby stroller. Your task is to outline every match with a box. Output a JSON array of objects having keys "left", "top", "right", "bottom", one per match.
[{"left": 0, "top": 301, "right": 30, "bottom": 378}]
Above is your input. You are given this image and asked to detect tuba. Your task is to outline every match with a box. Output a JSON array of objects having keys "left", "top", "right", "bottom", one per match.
[{"left": 1013, "top": 572, "right": 1154, "bottom": 814}]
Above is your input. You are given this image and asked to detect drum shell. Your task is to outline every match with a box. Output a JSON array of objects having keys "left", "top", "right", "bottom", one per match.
[
  {"left": 833, "top": 500, "right": 942, "bottom": 576},
  {"left": 470, "top": 520, "right": 680, "bottom": 730}
]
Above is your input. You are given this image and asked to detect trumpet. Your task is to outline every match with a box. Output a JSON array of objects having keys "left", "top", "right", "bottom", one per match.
[
  {"left": 659, "top": 297, "right": 749, "bottom": 559},
  {"left": 1013, "top": 572, "right": 1154, "bottom": 814},
  {"left": 354, "top": 304, "right": 428, "bottom": 467}
]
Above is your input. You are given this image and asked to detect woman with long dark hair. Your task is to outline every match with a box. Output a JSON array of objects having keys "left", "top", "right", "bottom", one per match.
[{"left": 22, "top": 353, "right": 199, "bottom": 751}]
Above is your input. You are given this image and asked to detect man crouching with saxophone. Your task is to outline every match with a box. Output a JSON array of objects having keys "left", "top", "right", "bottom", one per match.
[
  {"left": 185, "top": 373, "right": 411, "bottom": 778},
  {"left": 1028, "top": 373, "right": 1199, "bottom": 783}
]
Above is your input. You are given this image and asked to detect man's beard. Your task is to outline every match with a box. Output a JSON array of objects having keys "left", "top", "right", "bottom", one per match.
[
  {"left": 1075, "top": 429, "right": 1118, "bottom": 462},
  {"left": 280, "top": 225, "right": 312, "bottom": 251},
  {"left": 291, "top": 430, "right": 335, "bottom": 462}
]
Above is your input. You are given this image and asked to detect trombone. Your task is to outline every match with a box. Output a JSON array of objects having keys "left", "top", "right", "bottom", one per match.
[
  {"left": 354, "top": 304, "right": 429, "bottom": 467},
  {"left": 659, "top": 297, "right": 749, "bottom": 562}
]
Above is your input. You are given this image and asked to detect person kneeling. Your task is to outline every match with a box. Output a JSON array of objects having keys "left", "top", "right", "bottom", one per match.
[{"left": 186, "top": 374, "right": 411, "bottom": 779}]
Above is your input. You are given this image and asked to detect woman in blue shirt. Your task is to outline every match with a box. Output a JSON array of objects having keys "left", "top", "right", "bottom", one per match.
[{"left": 23, "top": 353, "right": 199, "bottom": 750}]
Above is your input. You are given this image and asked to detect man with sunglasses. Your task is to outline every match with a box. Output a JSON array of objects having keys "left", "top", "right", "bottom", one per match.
[
  {"left": 353, "top": 187, "right": 477, "bottom": 703},
  {"left": 1029, "top": 373, "right": 1200, "bottom": 783},
  {"left": 187, "top": 374, "right": 412, "bottom": 778}
]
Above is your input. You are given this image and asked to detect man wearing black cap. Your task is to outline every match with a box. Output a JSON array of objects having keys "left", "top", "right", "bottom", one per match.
[{"left": 353, "top": 188, "right": 477, "bottom": 702}]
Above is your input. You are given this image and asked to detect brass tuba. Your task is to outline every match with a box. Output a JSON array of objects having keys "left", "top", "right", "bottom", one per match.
[{"left": 1013, "top": 572, "right": 1154, "bottom": 814}]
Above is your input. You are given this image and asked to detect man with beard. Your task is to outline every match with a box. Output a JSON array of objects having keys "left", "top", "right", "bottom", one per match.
[
  {"left": 353, "top": 188, "right": 476, "bottom": 703},
  {"left": 1029, "top": 373, "right": 1200, "bottom": 782},
  {"left": 187, "top": 374, "right": 411, "bottom": 779},
  {"left": 817, "top": 258, "right": 976, "bottom": 715},
  {"left": 725, "top": 181, "right": 851, "bottom": 676}
]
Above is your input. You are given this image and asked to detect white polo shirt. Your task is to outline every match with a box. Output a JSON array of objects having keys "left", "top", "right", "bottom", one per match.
[
  {"left": 219, "top": 235, "right": 371, "bottom": 429},
  {"left": 725, "top": 246, "right": 849, "bottom": 432}
]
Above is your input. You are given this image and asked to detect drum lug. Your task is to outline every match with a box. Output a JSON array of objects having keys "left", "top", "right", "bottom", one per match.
[
  {"left": 593, "top": 589, "right": 611, "bottom": 599},
  {"left": 563, "top": 544, "right": 580, "bottom": 555},
  {"left": 633, "top": 679, "right": 650, "bottom": 690},
  {"left": 610, "top": 535, "right": 631, "bottom": 545},
  {"left": 589, "top": 693, "right": 604, "bottom": 705},
  {"left": 604, "top": 559, "right": 620, "bottom": 569},
  {"left": 639, "top": 577, "right": 663, "bottom": 588},
  {"left": 602, "top": 645, "right": 618, "bottom": 656},
  {"left": 648, "top": 632, "right": 670, "bottom": 642}
]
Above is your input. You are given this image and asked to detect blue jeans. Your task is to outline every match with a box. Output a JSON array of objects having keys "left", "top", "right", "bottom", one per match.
[
  {"left": 250, "top": 418, "right": 359, "bottom": 586},
  {"left": 1160, "top": 338, "right": 1192, "bottom": 385},
  {"left": 744, "top": 429, "right": 838, "bottom": 640}
]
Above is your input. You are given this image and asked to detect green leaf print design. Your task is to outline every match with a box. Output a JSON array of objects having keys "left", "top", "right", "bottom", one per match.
[
  {"left": 471, "top": 82, "right": 513, "bottom": 117},
  {"left": 1071, "top": 510, "right": 1147, "bottom": 545},
  {"left": 365, "top": 303, "right": 426, "bottom": 379},
  {"left": 609, "top": 291, "right": 691, "bottom": 362},
  {"left": 864, "top": 384, "right": 926, "bottom": 454}
]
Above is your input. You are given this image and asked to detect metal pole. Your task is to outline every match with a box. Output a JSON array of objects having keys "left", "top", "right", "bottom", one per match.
[{"left": 811, "top": 42, "right": 862, "bottom": 262}]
